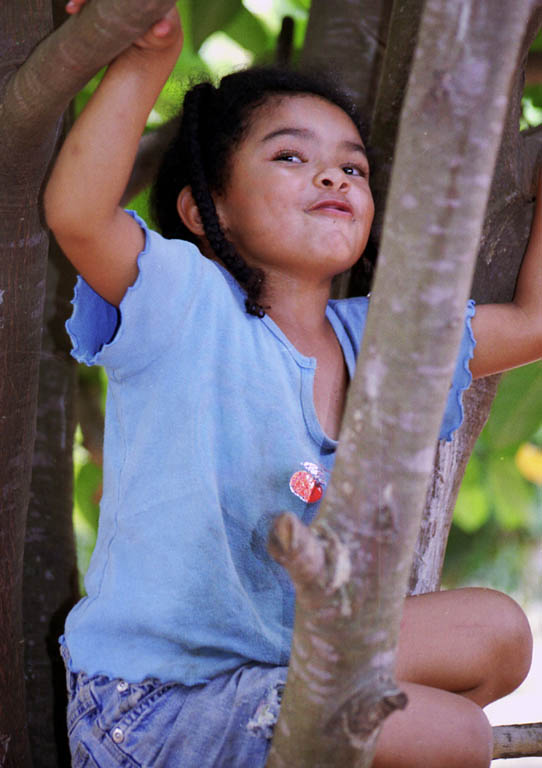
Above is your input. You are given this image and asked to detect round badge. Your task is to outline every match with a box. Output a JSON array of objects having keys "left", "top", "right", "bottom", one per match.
[{"left": 289, "top": 470, "right": 323, "bottom": 503}]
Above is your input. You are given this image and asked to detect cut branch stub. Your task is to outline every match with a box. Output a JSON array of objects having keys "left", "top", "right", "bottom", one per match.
[
  {"left": 268, "top": 514, "right": 407, "bottom": 765},
  {"left": 331, "top": 689, "right": 408, "bottom": 747}
]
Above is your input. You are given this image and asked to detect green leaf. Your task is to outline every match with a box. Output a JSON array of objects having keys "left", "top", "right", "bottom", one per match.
[
  {"left": 483, "top": 362, "right": 542, "bottom": 452},
  {"left": 488, "top": 456, "right": 535, "bottom": 530},
  {"left": 190, "top": 0, "right": 243, "bottom": 50},
  {"left": 288, "top": 0, "right": 311, "bottom": 9},
  {"left": 453, "top": 484, "right": 491, "bottom": 533},
  {"left": 74, "top": 461, "right": 102, "bottom": 532},
  {"left": 224, "top": 7, "right": 272, "bottom": 55}
]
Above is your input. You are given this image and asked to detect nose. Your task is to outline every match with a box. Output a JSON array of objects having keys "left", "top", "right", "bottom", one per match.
[{"left": 314, "top": 167, "right": 349, "bottom": 191}]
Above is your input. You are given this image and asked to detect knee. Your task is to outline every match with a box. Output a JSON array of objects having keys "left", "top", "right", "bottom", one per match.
[
  {"left": 457, "top": 700, "right": 493, "bottom": 768},
  {"left": 483, "top": 590, "right": 533, "bottom": 698}
]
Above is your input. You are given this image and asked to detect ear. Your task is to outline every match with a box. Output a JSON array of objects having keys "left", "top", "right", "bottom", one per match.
[{"left": 176, "top": 186, "right": 205, "bottom": 237}]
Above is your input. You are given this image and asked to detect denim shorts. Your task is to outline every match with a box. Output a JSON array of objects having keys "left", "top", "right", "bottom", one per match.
[{"left": 60, "top": 640, "right": 287, "bottom": 768}]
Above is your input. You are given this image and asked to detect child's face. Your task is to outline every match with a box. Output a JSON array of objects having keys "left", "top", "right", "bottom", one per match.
[{"left": 213, "top": 94, "right": 375, "bottom": 286}]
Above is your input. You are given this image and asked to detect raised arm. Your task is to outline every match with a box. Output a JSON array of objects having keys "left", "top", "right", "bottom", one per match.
[
  {"left": 470, "top": 173, "right": 542, "bottom": 378},
  {"left": 44, "top": 3, "right": 183, "bottom": 307}
]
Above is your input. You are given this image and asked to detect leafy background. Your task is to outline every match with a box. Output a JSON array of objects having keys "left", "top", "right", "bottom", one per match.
[{"left": 72, "top": 0, "right": 542, "bottom": 598}]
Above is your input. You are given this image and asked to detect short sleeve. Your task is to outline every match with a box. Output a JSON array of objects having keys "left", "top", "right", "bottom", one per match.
[
  {"left": 439, "top": 300, "right": 476, "bottom": 441},
  {"left": 330, "top": 295, "right": 476, "bottom": 443},
  {"left": 65, "top": 210, "right": 227, "bottom": 378}
]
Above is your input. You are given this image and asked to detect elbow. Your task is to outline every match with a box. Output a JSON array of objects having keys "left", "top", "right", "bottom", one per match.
[
  {"left": 43, "top": 178, "right": 71, "bottom": 238},
  {"left": 44, "top": 174, "right": 91, "bottom": 243}
]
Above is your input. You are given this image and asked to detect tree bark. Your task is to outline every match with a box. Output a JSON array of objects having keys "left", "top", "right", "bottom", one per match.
[
  {"left": 493, "top": 723, "right": 542, "bottom": 759},
  {"left": 266, "top": 2, "right": 535, "bottom": 765},
  {"left": 23, "top": 238, "right": 79, "bottom": 768},
  {"left": 409, "top": 376, "right": 499, "bottom": 594},
  {"left": 0, "top": 2, "right": 57, "bottom": 763},
  {"left": 366, "top": 0, "right": 425, "bottom": 244}
]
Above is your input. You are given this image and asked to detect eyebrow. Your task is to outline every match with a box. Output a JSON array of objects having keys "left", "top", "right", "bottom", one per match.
[{"left": 260, "top": 127, "right": 367, "bottom": 158}]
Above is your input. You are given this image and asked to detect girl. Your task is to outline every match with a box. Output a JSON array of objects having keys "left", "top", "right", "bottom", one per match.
[{"left": 47, "top": 4, "right": 540, "bottom": 767}]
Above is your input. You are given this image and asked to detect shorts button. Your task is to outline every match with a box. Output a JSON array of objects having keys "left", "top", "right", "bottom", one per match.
[
  {"left": 116, "top": 680, "right": 129, "bottom": 692},
  {"left": 112, "top": 727, "right": 124, "bottom": 744}
]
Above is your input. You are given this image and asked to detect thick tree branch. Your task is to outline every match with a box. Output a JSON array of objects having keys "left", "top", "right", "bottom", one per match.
[
  {"left": 367, "top": 0, "right": 425, "bottom": 244},
  {"left": 267, "top": 2, "right": 534, "bottom": 765},
  {"left": 301, "top": 0, "right": 394, "bottom": 115},
  {"left": 0, "top": 0, "right": 177, "bottom": 165},
  {"left": 409, "top": 376, "right": 499, "bottom": 593}
]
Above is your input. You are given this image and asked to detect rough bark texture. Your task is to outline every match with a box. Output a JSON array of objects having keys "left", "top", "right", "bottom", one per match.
[
  {"left": 0, "top": 3, "right": 57, "bottom": 764},
  {"left": 0, "top": 1, "right": 177, "bottom": 764},
  {"left": 266, "top": 2, "right": 535, "bottom": 765},
  {"left": 23, "top": 239, "right": 79, "bottom": 768},
  {"left": 409, "top": 377, "right": 499, "bottom": 593},
  {"left": 366, "top": 0, "right": 425, "bottom": 245}
]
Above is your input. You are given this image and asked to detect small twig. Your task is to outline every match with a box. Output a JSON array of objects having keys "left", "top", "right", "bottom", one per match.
[
  {"left": 276, "top": 16, "right": 294, "bottom": 67},
  {"left": 492, "top": 723, "right": 542, "bottom": 759}
]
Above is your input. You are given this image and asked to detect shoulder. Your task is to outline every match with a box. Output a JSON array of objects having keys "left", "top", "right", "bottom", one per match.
[
  {"left": 66, "top": 211, "right": 245, "bottom": 373},
  {"left": 328, "top": 295, "right": 370, "bottom": 332},
  {"left": 327, "top": 295, "right": 370, "bottom": 360}
]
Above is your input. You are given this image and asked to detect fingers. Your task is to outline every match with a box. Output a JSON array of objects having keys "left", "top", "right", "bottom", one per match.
[
  {"left": 134, "top": 7, "right": 183, "bottom": 51},
  {"left": 66, "top": 0, "right": 86, "bottom": 14}
]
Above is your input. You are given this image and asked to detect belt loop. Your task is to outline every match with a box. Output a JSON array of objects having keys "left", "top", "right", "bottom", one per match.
[{"left": 59, "top": 636, "right": 77, "bottom": 695}]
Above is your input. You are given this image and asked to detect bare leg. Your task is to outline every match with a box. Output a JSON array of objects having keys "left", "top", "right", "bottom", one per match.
[
  {"left": 372, "top": 588, "right": 532, "bottom": 768},
  {"left": 395, "top": 588, "right": 532, "bottom": 706}
]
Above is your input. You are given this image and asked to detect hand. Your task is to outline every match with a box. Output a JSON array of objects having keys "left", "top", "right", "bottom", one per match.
[{"left": 65, "top": 1, "right": 183, "bottom": 54}]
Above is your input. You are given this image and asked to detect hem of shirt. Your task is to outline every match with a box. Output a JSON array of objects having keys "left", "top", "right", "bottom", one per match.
[{"left": 439, "top": 299, "right": 477, "bottom": 442}]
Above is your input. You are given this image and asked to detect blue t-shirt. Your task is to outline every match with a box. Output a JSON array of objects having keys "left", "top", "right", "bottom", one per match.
[{"left": 63, "top": 212, "right": 475, "bottom": 685}]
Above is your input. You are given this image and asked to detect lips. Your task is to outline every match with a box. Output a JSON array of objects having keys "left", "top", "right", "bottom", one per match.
[{"left": 307, "top": 199, "right": 354, "bottom": 216}]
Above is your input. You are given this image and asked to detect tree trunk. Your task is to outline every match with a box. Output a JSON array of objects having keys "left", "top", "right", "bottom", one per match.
[
  {"left": 23, "top": 10, "right": 81, "bottom": 765},
  {"left": 0, "top": 1, "right": 177, "bottom": 764},
  {"left": 23, "top": 239, "right": 79, "bottom": 768},
  {"left": 266, "top": 1, "right": 535, "bottom": 765},
  {"left": 301, "top": 0, "right": 394, "bottom": 119},
  {"left": 0, "top": 1, "right": 57, "bottom": 763}
]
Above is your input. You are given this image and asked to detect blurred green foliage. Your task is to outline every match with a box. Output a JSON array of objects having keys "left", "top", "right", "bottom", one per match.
[
  {"left": 72, "top": 1, "right": 542, "bottom": 597},
  {"left": 443, "top": 363, "right": 542, "bottom": 595}
]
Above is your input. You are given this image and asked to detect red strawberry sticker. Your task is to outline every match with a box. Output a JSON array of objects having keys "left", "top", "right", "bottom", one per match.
[{"left": 289, "top": 462, "right": 329, "bottom": 503}]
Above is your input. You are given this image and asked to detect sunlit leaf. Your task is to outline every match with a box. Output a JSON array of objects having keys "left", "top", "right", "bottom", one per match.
[
  {"left": 488, "top": 455, "right": 535, "bottom": 529},
  {"left": 200, "top": 32, "right": 253, "bottom": 72},
  {"left": 190, "top": 0, "right": 243, "bottom": 50},
  {"left": 515, "top": 442, "right": 542, "bottom": 485},
  {"left": 482, "top": 362, "right": 542, "bottom": 452},
  {"left": 225, "top": 6, "right": 272, "bottom": 55},
  {"left": 453, "top": 483, "right": 490, "bottom": 533},
  {"left": 74, "top": 461, "right": 102, "bottom": 531}
]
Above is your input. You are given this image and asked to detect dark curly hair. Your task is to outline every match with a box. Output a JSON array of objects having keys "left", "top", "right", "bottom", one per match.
[{"left": 151, "top": 66, "right": 372, "bottom": 317}]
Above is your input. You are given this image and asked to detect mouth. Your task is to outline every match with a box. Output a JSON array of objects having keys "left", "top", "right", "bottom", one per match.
[{"left": 307, "top": 199, "right": 354, "bottom": 217}]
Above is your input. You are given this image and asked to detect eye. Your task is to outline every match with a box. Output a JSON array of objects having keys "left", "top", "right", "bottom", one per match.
[
  {"left": 342, "top": 164, "right": 368, "bottom": 178},
  {"left": 273, "top": 151, "right": 305, "bottom": 164}
]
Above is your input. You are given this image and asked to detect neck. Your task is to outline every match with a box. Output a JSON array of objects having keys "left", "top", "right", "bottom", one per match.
[{"left": 261, "top": 271, "right": 334, "bottom": 351}]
